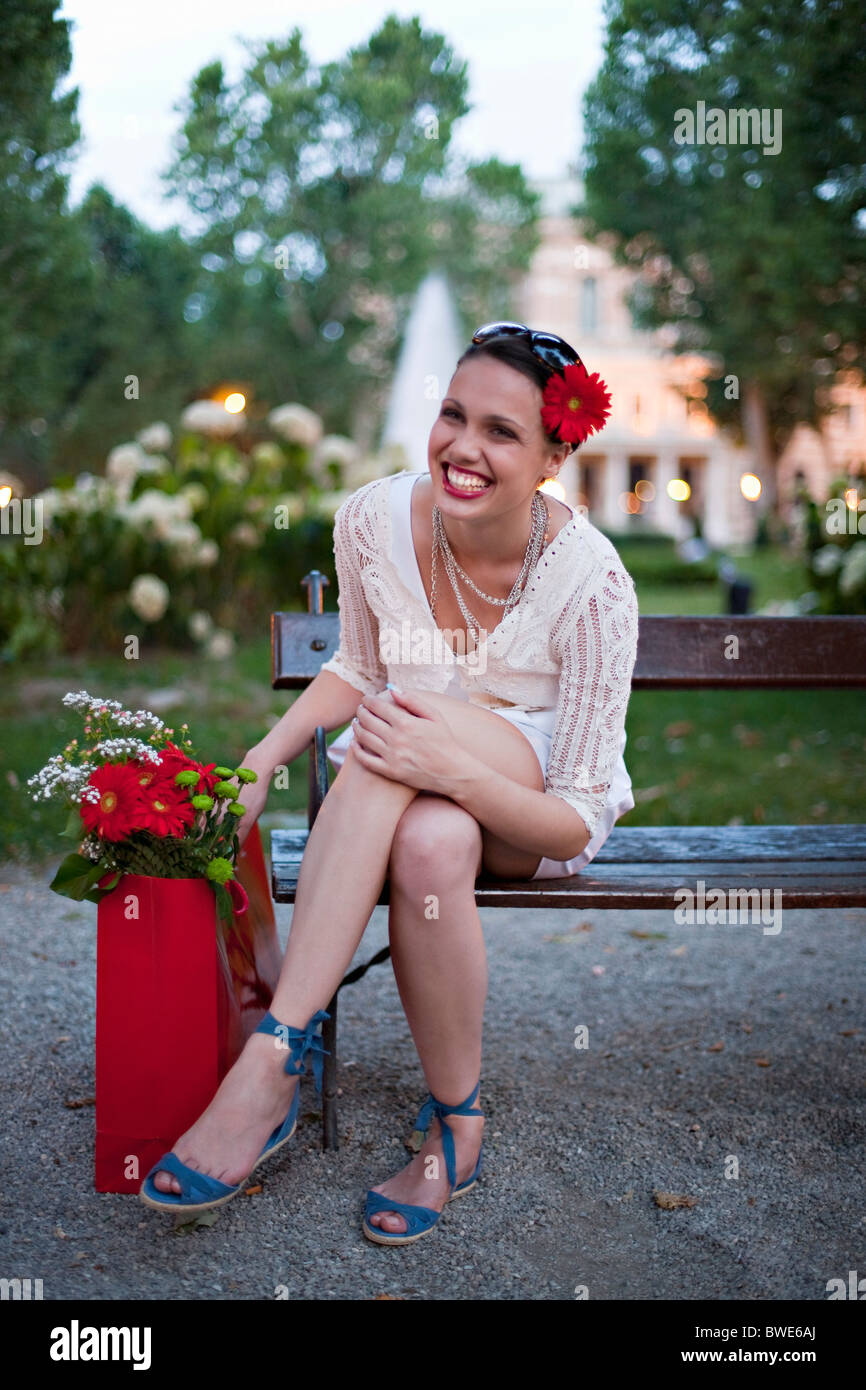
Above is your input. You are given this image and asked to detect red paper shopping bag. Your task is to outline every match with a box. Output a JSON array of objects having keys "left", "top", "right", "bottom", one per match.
[{"left": 94, "top": 823, "right": 282, "bottom": 1193}]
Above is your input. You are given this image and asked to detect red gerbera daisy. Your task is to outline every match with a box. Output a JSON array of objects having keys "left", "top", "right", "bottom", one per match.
[
  {"left": 540, "top": 362, "right": 612, "bottom": 444},
  {"left": 80, "top": 762, "right": 142, "bottom": 841},
  {"left": 129, "top": 756, "right": 176, "bottom": 798},
  {"left": 158, "top": 742, "right": 219, "bottom": 796},
  {"left": 134, "top": 783, "right": 196, "bottom": 838}
]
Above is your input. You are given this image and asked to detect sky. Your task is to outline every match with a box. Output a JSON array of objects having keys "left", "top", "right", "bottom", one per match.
[{"left": 58, "top": 0, "right": 606, "bottom": 231}]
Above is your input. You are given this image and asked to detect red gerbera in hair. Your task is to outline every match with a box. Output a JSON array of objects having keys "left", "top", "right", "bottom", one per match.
[
  {"left": 540, "top": 362, "right": 612, "bottom": 444},
  {"left": 134, "top": 783, "right": 196, "bottom": 838},
  {"left": 80, "top": 763, "right": 142, "bottom": 841}
]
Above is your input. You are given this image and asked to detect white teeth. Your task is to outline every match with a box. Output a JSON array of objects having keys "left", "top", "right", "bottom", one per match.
[{"left": 446, "top": 465, "right": 491, "bottom": 492}]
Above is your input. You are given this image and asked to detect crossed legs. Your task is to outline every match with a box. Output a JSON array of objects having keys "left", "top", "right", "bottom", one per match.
[{"left": 150, "top": 691, "right": 545, "bottom": 1207}]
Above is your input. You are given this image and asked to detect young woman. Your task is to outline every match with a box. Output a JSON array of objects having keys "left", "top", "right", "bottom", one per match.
[{"left": 141, "top": 323, "right": 640, "bottom": 1245}]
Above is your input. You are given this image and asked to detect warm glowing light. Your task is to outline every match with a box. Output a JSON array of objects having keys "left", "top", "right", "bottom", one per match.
[
  {"left": 740, "top": 473, "right": 762, "bottom": 501},
  {"left": 223, "top": 392, "right": 246, "bottom": 414},
  {"left": 634, "top": 479, "right": 655, "bottom": 502},
  {"left": 667, "top": 478, "right": 691, "bottom": 502},
  {"left": 0, "top": 486, "right": 11, "bottom": 508},
  {"left": 539, "top": 477, "right": 566, "bottom": 502},
  {"left": 618, "top": 491, "right": 642, "bottom": 515},
  {"left": 844, "top": 488, "right": 859, "bottom": 511}
]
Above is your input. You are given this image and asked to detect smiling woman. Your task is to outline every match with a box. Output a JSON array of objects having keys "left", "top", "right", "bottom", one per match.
[
  {"left": 323, "top": 466, "right": 637, "bottom": 870},
  {"left": 138, "top": 325, "right": 639, "bottom": 1251}
]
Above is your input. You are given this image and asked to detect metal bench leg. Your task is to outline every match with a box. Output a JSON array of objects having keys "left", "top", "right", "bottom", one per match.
[{"left": 322, "top": 989, "right": 339, "bottom": 1150}]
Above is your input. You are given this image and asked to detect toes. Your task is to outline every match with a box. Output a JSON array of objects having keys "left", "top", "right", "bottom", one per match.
[
  {"left": 377, "top": 1212, "right": 407, "bottom": 1234},
  {"left": 152, "top": 1170, "right": 181, "bottom": 1195}
]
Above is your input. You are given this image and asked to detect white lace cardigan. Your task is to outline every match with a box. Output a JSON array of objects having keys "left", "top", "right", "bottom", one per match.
[{"left": 318, "top": 469, "right": 640, "bottom": 838}]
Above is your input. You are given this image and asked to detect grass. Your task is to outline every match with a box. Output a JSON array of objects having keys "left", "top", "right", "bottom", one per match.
[
  {"left": 2, "top": 539, "right": 862, "bottom": 865},
  {"left": 614, "top": 536, "right": 810, "bottom": 615},
  {"left": 621, "top": 689, "right": 865, "bottom": 827}
]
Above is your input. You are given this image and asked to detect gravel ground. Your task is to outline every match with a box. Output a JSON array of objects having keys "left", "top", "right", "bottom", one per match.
[{"left": 0, "top": 861, "right": 863, "bottom": 1302}]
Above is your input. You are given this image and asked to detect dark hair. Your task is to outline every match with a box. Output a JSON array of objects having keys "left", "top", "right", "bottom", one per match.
[{"left": 454, "top": 335, "right": 580, "bottom": 453}]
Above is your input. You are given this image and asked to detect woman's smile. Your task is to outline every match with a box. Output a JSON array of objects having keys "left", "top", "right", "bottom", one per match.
[{"left": 440, "top": 461, "right": 495, "bottom": 497}]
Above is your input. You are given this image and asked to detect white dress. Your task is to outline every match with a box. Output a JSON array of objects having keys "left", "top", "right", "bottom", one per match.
[{"left": 324, "top": 470, "right": 636, "bottom": 879}]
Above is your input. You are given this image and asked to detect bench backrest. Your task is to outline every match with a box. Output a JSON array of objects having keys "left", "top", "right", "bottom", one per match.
[{"left": 271, "top": 573, "right": 866, "bottom": 690}]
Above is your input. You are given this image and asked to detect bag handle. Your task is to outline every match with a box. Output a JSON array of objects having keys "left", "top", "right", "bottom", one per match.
[{"left": 227, "top": 879, "right": 249, "bottom": 916}]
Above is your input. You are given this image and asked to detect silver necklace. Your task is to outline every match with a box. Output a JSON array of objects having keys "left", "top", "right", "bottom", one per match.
[{"left": 431, "top": 491, "right": 549, "bottom": 643}]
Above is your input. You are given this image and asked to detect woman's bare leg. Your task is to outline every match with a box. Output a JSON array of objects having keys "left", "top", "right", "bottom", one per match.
[
  {"left": 152, "top": 691, "right": 544, "bottom": 1198},
  {"left": 151, "top": 739, "right": 419, "bottom": 1193},
  {"left": 367, "top": 696, "right": 545, "bottom": 1233}
]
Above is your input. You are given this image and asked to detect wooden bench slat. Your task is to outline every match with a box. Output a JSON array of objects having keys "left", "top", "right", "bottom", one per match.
[
  {"left": 271, "top": 825, "right": 866, "bottom": 911},
  {"left": 589, "top": 824, "right": 866, "bottom": 862},
  {"left": 631, "top": 616, "right": 866, "bottom": 687},
  {"left": 272, "top": 613, "right": 866, "bottom": 689}
]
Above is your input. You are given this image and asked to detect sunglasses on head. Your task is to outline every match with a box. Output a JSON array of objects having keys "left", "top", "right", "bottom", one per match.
[{"left": 471, "top": 321, "right": 583, "bottom": 374}]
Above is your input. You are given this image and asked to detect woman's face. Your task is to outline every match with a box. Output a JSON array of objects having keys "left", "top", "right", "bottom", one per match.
[{"left": 427, "top": 355, "right": 568, "bottom": 515}]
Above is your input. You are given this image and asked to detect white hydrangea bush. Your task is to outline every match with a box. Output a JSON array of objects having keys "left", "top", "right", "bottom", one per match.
[{"left": 4, "top": 406, "right": 399, "bottom": 657}]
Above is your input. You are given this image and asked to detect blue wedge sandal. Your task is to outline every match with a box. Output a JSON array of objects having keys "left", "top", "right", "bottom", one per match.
[
  {"left": 139, "top": 1008, "right": 329, "bottom": 1214},
  {"left": 362, "top": 1081, "right": 484, "bottom": 1245}
]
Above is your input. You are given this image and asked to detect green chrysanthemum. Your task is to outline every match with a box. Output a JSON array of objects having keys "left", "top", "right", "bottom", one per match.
[
  {"left": 174, "top": 769, "right": 200, "bottom": 787},
  {"left": 234, "top": 767, "right": 258, "bottom": 784},
  {"left": 213, "top": 780, "right": 239, "bottom": 799},
  {"left": 226, "top": 802, "right": 246, "bottom": 817},
  {"left": 206, "top": 857, "right": 234, "bottom": 884},
  {"left": 191, "top": 794, "right": 214, "bottom": 811},
  {"left": 212, "top": 766, "right": 235, "bottom": 778}
]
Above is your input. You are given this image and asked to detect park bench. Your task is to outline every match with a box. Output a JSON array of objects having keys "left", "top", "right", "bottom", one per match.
[{"left": 270, "top": 569, "right": 866, "bottom": 1149}]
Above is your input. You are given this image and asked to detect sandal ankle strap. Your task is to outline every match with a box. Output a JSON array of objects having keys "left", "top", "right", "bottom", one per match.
[
  {"left": 256, "top": 1009, "right": 330, "bottom": 1093},
  {"left": 413, "top": 1081, "right": 483, "bottom": 1191}
]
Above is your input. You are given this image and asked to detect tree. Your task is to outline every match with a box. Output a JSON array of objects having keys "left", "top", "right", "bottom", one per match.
[
  {"left": 434, "top": 157, "right": 542, "bottom": 338},
  {"left": 579, "top": 0, "right": 866, "bottom": 508},
  {"left": 0, "top": 1, "right": 85, "bottom": 471},
  {"left": 161, "top": 15, "right": 541, "bottom": 441},
  {"left": 51, "top": 187, "right": 203, "bottom": 473}
]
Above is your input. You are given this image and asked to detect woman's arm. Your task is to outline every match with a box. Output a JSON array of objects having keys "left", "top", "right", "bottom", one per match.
[
  {"left": 447, "top": 558, "right": 639, "bottom": 862},
  {"left": 247, "top": 668, "right": 366, "bottom": 776},
  {"left": 444, "top": 758, "right": 591, "bottom": 862},
  {"left": 236, "top": 484, "right": 388, "bottom": 841},
  {"left": 234, "top": 670, "right": 366, "bottom": 847},
  {"left": 543, "top": 560, "right": 640, "bottom": 843}
]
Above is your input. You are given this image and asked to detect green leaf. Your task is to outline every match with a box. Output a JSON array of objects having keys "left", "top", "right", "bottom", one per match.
[
  {"left": 49, "top": 852, "right": 110, "bottom": 901},
  {"left": 213, "top": 881, "right": 233, "bottom": 924},
  {"left": 85, "top": 870, "right": 121, "bottom": 901},
  {"left": 59, "top": 806, "right": 85, "bottom": 841},
  {"left": 173, "top": 1211, "right": 220, "bottom": 1234}
]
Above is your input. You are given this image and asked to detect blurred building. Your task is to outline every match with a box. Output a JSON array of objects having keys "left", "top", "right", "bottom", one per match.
[
  {"left": 776, "top": 378, "right": 866, "bottom": 511},
  {"left": 516, "top": 176, "right": 866, "bottom": 543},
  {"left": 381, "top": 175, "right": 865, "bottom": 540}
]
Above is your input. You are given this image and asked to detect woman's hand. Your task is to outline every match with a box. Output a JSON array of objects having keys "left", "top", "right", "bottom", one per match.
[
  {"left": 350, "top": 686, "right": 465, "bottom": 795},
  {"left": 228, "top": 748, "right": 273, "bottom": 850}
]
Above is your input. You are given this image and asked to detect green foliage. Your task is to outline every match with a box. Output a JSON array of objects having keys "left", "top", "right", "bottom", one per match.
[
  {"left": 580, "top": 0, "right": 866, "bottom": 473},
  {"left": 0, "top": 1, "right": 85, "bottom": 461},
  {"left": 48, "top": 851, "right": 112, "bottom": 903},
  {"left": 799, "top": 479, "right": 866, "bottom": 613},
  {"left": 161, "top": 15, "right": 539, "bottom": 437},
  {"left": 0, "top": 416, "right": 388, "bottom": 660},
  {"left": 434, "top": 159, "right": 543, "bottom": 337},
  {"left": 2, "top": 11, "right": 540, "bottom": 483},
  {"left": 54, "top": 188, "right": 203, "bottom": 474}
]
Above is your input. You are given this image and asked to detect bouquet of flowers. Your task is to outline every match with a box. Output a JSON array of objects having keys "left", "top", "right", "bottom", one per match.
[{"left": 28, "top": 690, "right": 257, "bottom": 923}]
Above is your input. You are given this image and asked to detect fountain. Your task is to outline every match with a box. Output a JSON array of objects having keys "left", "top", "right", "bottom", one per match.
[{"left": 380, "top": 269, "right": 464, "bottom": 473}]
